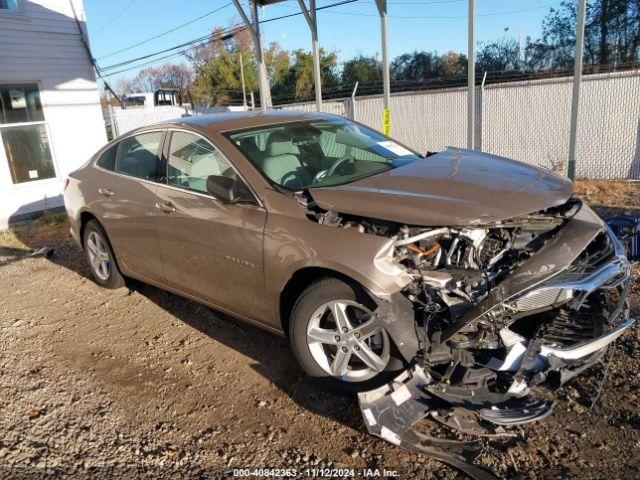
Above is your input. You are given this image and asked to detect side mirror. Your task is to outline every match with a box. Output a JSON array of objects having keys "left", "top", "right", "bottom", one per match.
[{"left": 206, "top": 175, "right": 237, "bottom": 203}]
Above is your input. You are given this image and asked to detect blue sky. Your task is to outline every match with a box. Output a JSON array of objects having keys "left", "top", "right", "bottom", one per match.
[{"left": 85, "top": 0, "right": 563, "bottom": 85}]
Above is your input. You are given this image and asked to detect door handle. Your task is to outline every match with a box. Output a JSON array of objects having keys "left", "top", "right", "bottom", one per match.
[
  {"left": 155, "top": 201, "right": 176, "bottom": 213},
  {"left": 98, "top": 187, "right": 114, "bottom": 197}
]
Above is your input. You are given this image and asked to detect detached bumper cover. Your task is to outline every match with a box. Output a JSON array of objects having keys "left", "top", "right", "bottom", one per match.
[{"left": 358, "top": 366, "right": 498, "bottom": 480}]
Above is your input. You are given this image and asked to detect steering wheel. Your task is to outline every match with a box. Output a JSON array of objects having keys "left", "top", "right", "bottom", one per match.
[
  {"left": 280, "top": 171, "right": 303, "bottom": 189},
  {"left": 312, "top": 169, "right": 327, "bottom": 184},
  {"left": 326, "top": 154, "right": 355, "bottom": 177}
]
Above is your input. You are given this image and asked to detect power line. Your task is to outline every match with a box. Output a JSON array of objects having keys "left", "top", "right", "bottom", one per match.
[
  {"left": 284, "top": 0, "right": 464, "bottom": 5},
  {"left": 99, "top": 3, "right": 233, "bottom": 60},
  {"left": 102, "top": 26, "right": 246, "bottom": 78},
  {"left": 100, "top": 0, "right": 360, "bottom": 74},
  {"left": 67, "top": 0, "right": 120, "bottom": 102},
  {"left": 96, "top": 0, "right": 470, "bottom": 76},
  {"left": 96, "top": 0, "right": 561, "bottom": 81},
  {"left": 93, "top": 0, "right": 138, "bottom": 36},
  {"left": 101, "top": 25, "right": 239, "bottom": 72},
  {"left": 317, "top": 3, "right": 558, "bottom": 19}
]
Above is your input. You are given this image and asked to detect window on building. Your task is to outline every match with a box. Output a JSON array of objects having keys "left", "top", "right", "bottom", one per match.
[
  {"left": 0, "top": 83, "right": 44, "bottom": 125},
  {"left": 0, "top": 83, "right": 56, "bottom": 184},
  {"left": 0, "top": 0, "right": 20, "bottom": 12}
]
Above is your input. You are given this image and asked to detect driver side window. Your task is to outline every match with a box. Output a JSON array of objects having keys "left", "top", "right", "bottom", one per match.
[{"left": 167, "top": 131, "right": 253, "bottom": 201}]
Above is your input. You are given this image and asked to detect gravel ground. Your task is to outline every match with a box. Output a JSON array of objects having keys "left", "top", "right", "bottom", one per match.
[{"left": 1, "top": 181, "right": 640, "bottom": 479}]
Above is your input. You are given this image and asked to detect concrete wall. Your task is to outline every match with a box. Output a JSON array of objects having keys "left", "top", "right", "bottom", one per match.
[{"left": 0, "top": 0, "right": 107, "bottom": 227}]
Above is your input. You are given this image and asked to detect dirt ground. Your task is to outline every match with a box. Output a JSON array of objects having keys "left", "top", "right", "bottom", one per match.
[{"left": 1, "top": 180, "right": 640, "bottom": 479}]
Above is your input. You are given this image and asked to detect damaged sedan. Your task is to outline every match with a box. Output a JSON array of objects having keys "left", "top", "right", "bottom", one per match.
[{"left": 64, "top": 111, "right": 633, "bottom": 476}]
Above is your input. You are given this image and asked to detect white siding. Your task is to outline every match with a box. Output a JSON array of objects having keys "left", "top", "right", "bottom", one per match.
[{"left": 0, "top": 0, "right": 107, "bottom": 226}]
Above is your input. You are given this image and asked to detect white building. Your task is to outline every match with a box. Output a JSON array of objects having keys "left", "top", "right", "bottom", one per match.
[{"left": 0, "top": 0, "right": 106, "bottom": 227}]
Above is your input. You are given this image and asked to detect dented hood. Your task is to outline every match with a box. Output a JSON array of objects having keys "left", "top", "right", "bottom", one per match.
[{"left": 309, "top": 147, "right": 573, "bottom": 226}]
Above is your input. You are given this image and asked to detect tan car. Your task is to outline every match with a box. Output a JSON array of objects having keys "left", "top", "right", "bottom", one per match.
[{"left": 64, "top": 111, "right": 632, "bottom": 426}]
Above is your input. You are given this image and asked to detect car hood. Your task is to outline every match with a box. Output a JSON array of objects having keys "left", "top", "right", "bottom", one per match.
[{"left": 308, "top": 147, "right": 573, "bottom": 226}]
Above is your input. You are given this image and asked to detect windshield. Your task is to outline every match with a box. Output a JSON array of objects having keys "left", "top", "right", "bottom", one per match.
[{"left": 225, "top": 118, "right": 421, "bottom": 190}]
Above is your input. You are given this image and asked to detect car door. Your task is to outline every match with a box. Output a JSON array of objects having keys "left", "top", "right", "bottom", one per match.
[
  {"left": 92, "top": 130, "right": 166, "bottom": 282},
  {"left": 153, "top": 129, "right": 269, "bottom": 319}
]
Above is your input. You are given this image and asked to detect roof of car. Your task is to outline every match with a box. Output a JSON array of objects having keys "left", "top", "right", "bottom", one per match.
[{"left": 158, "top": 109, "right": 339, "bottom": 136}]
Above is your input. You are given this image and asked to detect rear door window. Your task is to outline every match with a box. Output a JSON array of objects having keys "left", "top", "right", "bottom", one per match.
[
  {"left": 114, "top": 132, "right": 163, "bottom": 181},
  {"left": 95, "top": 144, "right": 118, "bottom": 171}
]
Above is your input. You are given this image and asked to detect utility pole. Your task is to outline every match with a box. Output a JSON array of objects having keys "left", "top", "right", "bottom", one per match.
[
  {"left": 567, "top": 0, "right": 587, "bottom": 180},
  {"left": 375, "top": 0, "right": 391, "bottom": 136},
  {"left": 297, "top": 0, "right": 322, "bottom": 111},
  {"left": 106, "top": 90, "right": 117, "bottom": 139},
  {"left": 231, "top": 0, "right": 272, "bottom": 110},
  {"left": 467, "top": 0, "right": 475, "bottom": 150},
  {"left": 239, "top": 51, "right": 247, "bottom": 109}
]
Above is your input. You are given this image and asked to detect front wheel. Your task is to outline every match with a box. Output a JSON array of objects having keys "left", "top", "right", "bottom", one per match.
[{"left": 289, "top": 277, "right": 402, "bottom": 392}]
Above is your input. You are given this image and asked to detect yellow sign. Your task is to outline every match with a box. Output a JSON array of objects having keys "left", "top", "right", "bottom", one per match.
[{"left": 382, "top": 108, "right": 391, "bottom": 136}]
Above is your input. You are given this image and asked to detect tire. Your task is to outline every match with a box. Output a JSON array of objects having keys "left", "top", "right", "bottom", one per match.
[
  {"left": 82, "top": 219, "right": 125, "bottom": 289},
  {"left": 289, "top": 276, "right": 404, "bottom": 393}
]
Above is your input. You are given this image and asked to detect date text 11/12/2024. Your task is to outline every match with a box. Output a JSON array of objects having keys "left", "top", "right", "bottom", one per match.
[{"left": 232, "top": 468, "right": 398, "bottom": 477}]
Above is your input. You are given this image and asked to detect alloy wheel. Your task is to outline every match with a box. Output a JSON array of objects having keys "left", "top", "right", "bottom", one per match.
[
  {"left": 306, "top": 300, "right": 390, "bottom": 382},
  {"left": 86, "top": 231, "right": 111, "bottom": 281}
]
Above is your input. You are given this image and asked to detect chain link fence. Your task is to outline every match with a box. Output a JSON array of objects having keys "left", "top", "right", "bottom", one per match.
[
  {"left": 108, "top": 69, "right": 640, "bottom": 180},
  {"left": 280, "top": 69, "right": 640, "bottom": 179},
  {"left": 109, "top": 105, "right": 248, "bottom": 137}
]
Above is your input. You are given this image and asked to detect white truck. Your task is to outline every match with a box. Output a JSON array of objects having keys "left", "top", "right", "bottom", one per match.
[{"left": 121, "top": 89, "right": 181, "bottom": 109}]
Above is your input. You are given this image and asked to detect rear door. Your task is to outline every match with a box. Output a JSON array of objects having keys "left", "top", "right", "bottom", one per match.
[
  {"left": 153, "top": 129, "right": 269, "bottom": 319},
  {"left": 92, "top": 130, "right": 166, "bottom": 282}
]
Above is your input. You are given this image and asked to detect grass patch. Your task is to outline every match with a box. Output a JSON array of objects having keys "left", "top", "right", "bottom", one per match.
[{"left": 40, "top": 211, "right": 67, "bottom": 225}]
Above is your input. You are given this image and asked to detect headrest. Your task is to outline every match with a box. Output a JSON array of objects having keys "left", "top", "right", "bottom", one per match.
[{"left": 268, "top": 132, "right": 294, "bottom": 156}]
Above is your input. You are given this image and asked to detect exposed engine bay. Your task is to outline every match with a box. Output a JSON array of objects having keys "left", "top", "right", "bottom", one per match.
[{"left": 300, "top": 193, "right": 634, "bottom": 479}]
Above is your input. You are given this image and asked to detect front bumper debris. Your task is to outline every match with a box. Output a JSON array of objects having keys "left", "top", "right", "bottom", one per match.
[
  {"left": 358, "top": 365, "right": 498, "bottom": 480},
  {"left": 359, "top": 315, "right": 635, "bottom": 478},
  {"left": 357, "top": 205, "right": 636, "bottom": 478}
]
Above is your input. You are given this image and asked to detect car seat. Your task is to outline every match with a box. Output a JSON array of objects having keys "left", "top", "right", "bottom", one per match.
[{"left": 262, "top": 132, "right": 312, "bottom": 189}]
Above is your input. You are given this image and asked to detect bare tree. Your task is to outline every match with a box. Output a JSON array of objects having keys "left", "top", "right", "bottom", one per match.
[{"left": 117, "top": 62, "right": 194, "bottom": 101}]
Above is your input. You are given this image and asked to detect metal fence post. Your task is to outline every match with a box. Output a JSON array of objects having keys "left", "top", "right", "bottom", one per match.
[
  {"left": 375, "top": 0, "right": 391, "bottom": 136},
  {"left": 231, "top": 0, "right": 272, "bottom": 110},
  {"left": 239, "top": 51, "right": 247, "bottom": 109},
  {"left": 107, "top": 92, "right": 118, "bottom": 139},
  {"left": 567, "top": 0, "right": 587, "bottom": 180},
  {"left": 298, "top": 0, "right": 322, "bottom": 112},
  {"left": 350, "top": 81, "right": 359, "bottom": 121},
  {"left": 475, "top": 71, "right": 486, "bottom": 151},
  {"left": 467, "top": 0, "right": 475, "bottom": 150}
]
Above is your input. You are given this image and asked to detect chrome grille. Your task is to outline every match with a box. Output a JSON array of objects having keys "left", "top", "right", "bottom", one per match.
[
  {"left": 515, "top": 287, "right": 573, "bottom": 311},
  {"left": 538, "top": 302, "right": 603, "bottom": 348}
]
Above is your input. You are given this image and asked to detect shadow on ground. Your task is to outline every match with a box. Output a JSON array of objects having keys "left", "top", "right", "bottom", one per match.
[{"left": 2, "top": 218, "right": 365, "bottom": 433}]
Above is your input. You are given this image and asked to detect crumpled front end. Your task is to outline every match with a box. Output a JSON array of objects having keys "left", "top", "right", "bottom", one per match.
[{"left": 357, "top": 199, "right": 634, "bottom": 478}]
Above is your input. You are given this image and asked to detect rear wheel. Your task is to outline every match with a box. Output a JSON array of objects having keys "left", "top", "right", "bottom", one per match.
[
  {"left": 289, "top": 277, "right": 402, "bottom": 392},
  {"left": 83, "top": 219, "right": 125, "bottom": 289}
]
